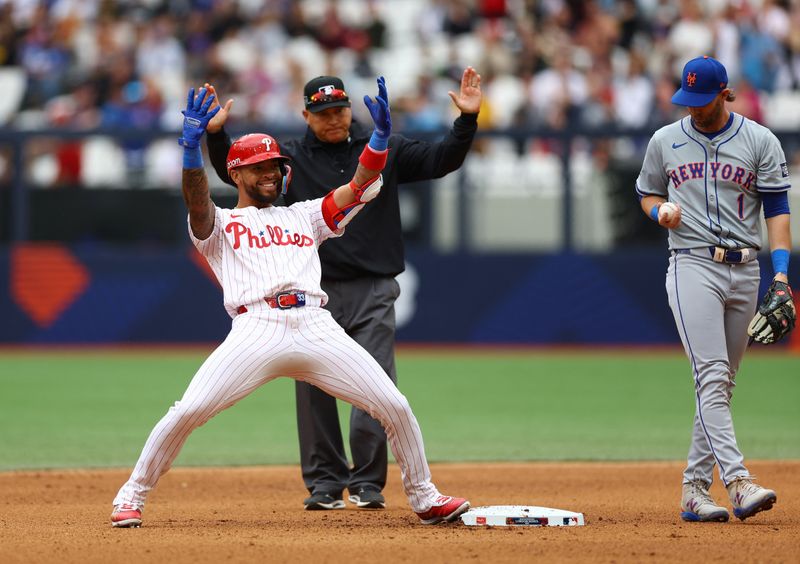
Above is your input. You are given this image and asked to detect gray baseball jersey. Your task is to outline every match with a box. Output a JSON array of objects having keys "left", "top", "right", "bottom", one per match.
[
  {"left": 634, "top": 112, "right": 791, "bottom": 490},
  {"left": 636, "top": 113, "right": 790, "bottom": 250}
]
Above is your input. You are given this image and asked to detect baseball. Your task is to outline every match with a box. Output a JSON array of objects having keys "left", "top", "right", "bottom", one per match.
[{"left": 658, "top": 202, "right": 679, "bottom": 223}]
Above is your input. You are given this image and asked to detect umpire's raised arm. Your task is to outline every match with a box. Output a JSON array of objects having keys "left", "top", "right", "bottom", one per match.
[
  {"left": 203, "top": 84, "right": 237, "bottom": 188},
  {"left": 393, "top": 66, "right": 481, "bottom": 183}
]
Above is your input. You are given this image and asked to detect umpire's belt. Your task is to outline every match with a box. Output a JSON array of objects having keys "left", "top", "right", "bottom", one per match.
[
  {"left": 236, "top": 291, "right": 313, "bottom": 314},
  {"left": 673, "top": 247, "right": 757, "bottom": 264}
]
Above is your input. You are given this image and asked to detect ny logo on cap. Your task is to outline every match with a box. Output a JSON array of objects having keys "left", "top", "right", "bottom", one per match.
[
  {"left": 318, "top": 85, "right": 336, "bottom": 95},
  {"left": 686, "top": 72, "right": 697, "bottom": 87},
  {"left": 262, "top": 137, "right": 273, "bottom": 152}
]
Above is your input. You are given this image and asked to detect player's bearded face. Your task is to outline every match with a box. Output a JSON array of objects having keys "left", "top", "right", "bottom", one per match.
[
  {"left": 304, "top": 107, "right": 352, "bottom": 144},
  {"left": 234, "top": 160, "right": 283, "bottom": 206},
  {"left": 688, "top": 93, "right": 726, "bottom": 131}
]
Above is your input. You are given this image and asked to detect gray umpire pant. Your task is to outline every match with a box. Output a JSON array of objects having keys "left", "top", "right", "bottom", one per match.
[{"left": 295, "top": 276, "right": 400, "bottom": 496}]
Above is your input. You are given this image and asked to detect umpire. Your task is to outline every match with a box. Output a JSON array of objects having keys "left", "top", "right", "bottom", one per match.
[{"left": 205, "top": 68, "right": 481, "bottom": 510}]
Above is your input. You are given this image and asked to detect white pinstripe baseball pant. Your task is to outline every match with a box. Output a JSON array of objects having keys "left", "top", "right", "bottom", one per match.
[{"left": 113, "top": 303, "right": 441, "bottom": 512}]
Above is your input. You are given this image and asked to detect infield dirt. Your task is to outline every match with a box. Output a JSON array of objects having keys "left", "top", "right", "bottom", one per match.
[{"left": 1, "top": 461, "right": 797, "bottom": 563}]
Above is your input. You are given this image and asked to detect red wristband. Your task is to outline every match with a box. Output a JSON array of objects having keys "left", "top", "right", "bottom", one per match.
[{"left": 358, "top": 145, "right": 387, "bottom": 171}]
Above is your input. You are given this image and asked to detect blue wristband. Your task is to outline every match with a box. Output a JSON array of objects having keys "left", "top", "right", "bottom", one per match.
[
  {"left": 183, "top": 146, "right": 203, "bottom": 169},
  {"left": 649, "top": 204, "right": 659, "bottom": 221},
  {"left": 771, "top": 248, "right": 790, "bottom": 275},
  {"left": 369, "top": 131, "right": 388, "bottom": 151}
]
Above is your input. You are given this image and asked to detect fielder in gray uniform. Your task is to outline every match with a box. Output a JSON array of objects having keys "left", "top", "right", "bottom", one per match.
[{"left": 635, "top": 56, "right": 793, "bottom": 522}]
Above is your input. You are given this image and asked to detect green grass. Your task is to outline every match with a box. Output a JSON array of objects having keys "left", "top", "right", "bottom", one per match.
[{"left": 0, "top": 350, "right": 797, "bottom": 471}]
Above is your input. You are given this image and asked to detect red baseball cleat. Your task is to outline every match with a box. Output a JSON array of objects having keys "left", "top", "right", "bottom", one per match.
[
  {"left": 111, "top": 504, "right": 143, "bottom": 528},
  {"left": 416, "top": 495, "right": 470, "bottom": 525}
]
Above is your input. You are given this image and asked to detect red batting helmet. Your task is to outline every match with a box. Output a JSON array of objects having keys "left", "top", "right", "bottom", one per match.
[{"left": 226, "top": 133, "right": 289, "bottom": 171}]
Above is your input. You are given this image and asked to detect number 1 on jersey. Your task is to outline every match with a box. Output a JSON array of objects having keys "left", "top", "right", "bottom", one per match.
[{"left": 737, "top": 193, "right": 744, "bottom": 220}]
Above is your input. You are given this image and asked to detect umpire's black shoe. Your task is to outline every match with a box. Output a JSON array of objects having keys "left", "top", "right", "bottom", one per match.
[
  {"left": 303, "top": 492, "right": 345, "bottom": 510},
  {"left": 348, "top": 488, "right": 386, "bottom": 509}
]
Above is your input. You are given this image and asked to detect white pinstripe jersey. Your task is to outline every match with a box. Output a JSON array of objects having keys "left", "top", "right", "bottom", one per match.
[
  {"left": 636, "top": 113, "right": 791, "bottom": 250},
  {"left": 189, "top": 198, "right": 342, "bottom": 317}
]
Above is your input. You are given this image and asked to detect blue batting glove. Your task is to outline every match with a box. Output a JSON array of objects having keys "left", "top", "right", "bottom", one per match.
[
  {"left": 363, "top": 76, "right": 391, "bottom": 149},
  {"left": 178, "top": 87, "right": 221, "bottom": 149}
]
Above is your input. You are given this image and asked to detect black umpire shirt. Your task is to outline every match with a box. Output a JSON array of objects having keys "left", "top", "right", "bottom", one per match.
[{"left": 206, "top": 114, "right": 478, "bottom": 281}]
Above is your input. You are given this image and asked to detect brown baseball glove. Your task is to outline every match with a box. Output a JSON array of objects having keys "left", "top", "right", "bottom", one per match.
[{"left": 747, "top": 280, "right": 796, "bottom": 345}]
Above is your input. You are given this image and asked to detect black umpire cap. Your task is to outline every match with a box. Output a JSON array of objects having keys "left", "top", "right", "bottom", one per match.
[{"left": 303, "top": 76, "right": 351, "bottom": 113}]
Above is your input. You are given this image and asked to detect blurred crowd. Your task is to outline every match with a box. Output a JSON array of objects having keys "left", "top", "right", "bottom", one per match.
[{"left": 1, "top": 0, "right": 800, "bottom": 188}]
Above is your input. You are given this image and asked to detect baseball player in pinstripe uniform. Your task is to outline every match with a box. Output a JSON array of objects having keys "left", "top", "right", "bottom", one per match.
[
  {"left": 110, "top": 81, "right": 469, "bottom": 528},
  {"left": 636, "top": 56, "right": 793, "bottom": 522},
  {"left": 205, "top": 69, "right": 480, "bottom": 512}
]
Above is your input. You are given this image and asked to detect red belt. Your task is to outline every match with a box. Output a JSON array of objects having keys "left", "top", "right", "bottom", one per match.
[{"left": 236, "top": 291, "right": 307, "bottom": 314}]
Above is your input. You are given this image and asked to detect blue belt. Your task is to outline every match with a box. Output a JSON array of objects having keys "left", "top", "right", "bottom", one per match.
[{"left": 673, "top": 247, "right": 756, "bottom": 264}]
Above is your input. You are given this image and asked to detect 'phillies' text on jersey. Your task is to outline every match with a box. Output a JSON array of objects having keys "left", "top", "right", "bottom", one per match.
[{"left": 225, "top": 221, "right": 315, "bottom": 250}]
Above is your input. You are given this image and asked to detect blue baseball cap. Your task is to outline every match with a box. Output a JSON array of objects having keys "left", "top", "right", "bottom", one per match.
[{"left": 671, "top": 56, "right": 729, "bottom": 107}]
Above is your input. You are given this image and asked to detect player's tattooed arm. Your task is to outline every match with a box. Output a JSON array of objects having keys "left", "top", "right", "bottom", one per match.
[
  {"left": 179, "top": 86, "right": 219, "bottom": 240},
  {"left": 182, "top": 168, "right": 215, "bottom": 240}
]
